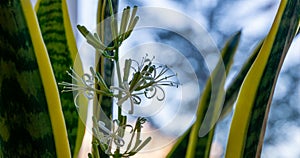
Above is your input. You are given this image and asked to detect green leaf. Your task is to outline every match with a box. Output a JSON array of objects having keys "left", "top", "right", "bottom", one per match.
[
  {"left": 219, "top": 40, "right": 263, "bottom": 120},
  {"left": 35, "top": 0, "right": 87, "bottom": 156},
  {"left": 225, "top": 0, "right": 300, "bottom": 157},
  {"left": 167, "top": 31, "right": 241, "bottom": 158},
  {"left": 0, "top": 0, "right": 70, "bottom": 157}
]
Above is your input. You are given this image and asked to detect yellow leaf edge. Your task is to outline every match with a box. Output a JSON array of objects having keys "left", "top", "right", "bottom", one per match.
[
  {"left": 21, "top": 0, "right": 71, "bottom": 157},
  {"left": 224, "top": 0, "right": 287, "bottom": 157}
]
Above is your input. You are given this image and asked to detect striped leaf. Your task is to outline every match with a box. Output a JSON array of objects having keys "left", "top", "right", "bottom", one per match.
[
  {"left": 35, "top": 0, "right": 87, "bottom": 156},
  {"left": 0, "top": 0, "right": 70, "bottom": 157},
  {"left": 225, "top": 0, "right": 300, "bottom": 157},
  {"left": 167, "top": 31, "right": 241, "bottom": 158},
  {"left": 219, "top": 40, "right": 262, "bottom": 120}
]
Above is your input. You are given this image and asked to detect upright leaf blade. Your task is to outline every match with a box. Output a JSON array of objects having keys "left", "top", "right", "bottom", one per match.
[
  {"left": 225, "top": 0, "right": 300, "bottom": 157},
  {"left": 0, "top": 0, "right": 70, "bottom": 157},
  {"left": 35, "top": 0, "right": 87, "bottom": 156},
  {"left": 187, "top": 31, "right": 241, "bottom": 158},
  {"left": 219, "top": 40, "right": 262, "bottom": 120},
  {"left": 167, "top": 31, "right": 241, "bottom": 158}
]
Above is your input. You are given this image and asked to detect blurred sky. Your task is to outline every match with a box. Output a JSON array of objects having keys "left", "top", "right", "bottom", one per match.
[{"left": 30, "top": 0, "right": 300, "bottom": 157}]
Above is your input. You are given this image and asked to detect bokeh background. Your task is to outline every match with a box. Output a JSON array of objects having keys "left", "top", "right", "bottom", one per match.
[{"left": 30, "top": 0, "right": 300, "bottom": 157}]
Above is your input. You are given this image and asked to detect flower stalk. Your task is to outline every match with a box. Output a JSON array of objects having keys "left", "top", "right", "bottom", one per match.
[{"left": 60, "top": 2, "right": 178, "bottom": 157}]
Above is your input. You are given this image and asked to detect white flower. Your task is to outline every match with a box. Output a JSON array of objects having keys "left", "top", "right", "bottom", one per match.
[
  {"left": 111, "top": 55, "right": 179, "bottom": 114},
  {"left": 59, "top": 67, "right": 112, "bottom": 108},
  {"left": 111, "top": 81, "right": 143, "bottom": 114},
  {"left": 92, "top": 117, "right": 132, "bottom": 154}
]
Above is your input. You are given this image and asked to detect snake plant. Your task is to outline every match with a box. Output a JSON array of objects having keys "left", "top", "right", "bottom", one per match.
[{"left": 0, "top": 0, "right": 299, "bottom": 158}]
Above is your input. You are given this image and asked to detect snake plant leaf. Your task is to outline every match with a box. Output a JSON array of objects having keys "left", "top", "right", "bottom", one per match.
[
  {"left": 0, "top": 0, "right": 70, "bottom": 157},
  {"left": 167, "top": 31, "right": 241, "bottom": 158},
  {"left": 187, "top": 31, "right": 241, "bottom": 158},
  {"left": 218, "top": 40, "right": 263, "bottom": 120},
  {"left": 35, "top": 0, "right": 87, "bottom": 156},
  {"left": 225, "top": 0, "right": 300, "bottom": 157},
  {"left": 166, "top": 128, "right": 191, "bottom": 158}
]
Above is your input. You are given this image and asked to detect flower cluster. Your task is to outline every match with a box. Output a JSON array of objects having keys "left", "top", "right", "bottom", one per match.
[
  {"left": 77, "top": 5, "right": 139, "bottom": 60},
  {"left": 58, "top": 67, "right": 113, "bottom": 108},
  {"left": 60, "top": 2, "right": 179, "bottom": 157},
  {"left": 92, "top": 117, "right": 127, "bottom": 154},
  {"left": 111, "top": 55, "right": 179, "bottom": 114},
  {"left": 60, "top": 55, "right": 178, "bottom": 156},
  {"left": 60, "top": 56, "right": 178, "bottom": 114},
  {"left": 92, "top": 116, "right": 151, "bottom": 157}
]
